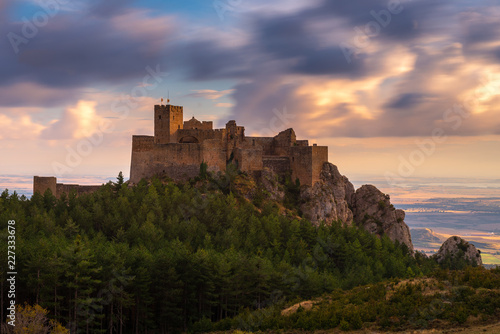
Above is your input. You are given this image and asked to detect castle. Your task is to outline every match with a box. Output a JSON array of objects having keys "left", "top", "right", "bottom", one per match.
[
  {"left": 130, "top": 104, "right": 328, "bottom": 186},
  {"left": 34, "top": 103, "right": 328, "bottom": 196}
]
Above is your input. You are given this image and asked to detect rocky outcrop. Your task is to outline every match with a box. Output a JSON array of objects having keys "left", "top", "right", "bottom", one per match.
[
  {"left": 259, "top": 168, "right": 285, "bottom": 202},
  {"left": 299, "top": 163, "right": 414, "bottom": 254},
  {"left": 351, "top": 185, "right": 414, "bottom": 254},
  {"left": 299, "top": 163, "right": 354, "bottom": 225},
  {"left": 435, "top": 236, "right": 482, "bottom": 266}
]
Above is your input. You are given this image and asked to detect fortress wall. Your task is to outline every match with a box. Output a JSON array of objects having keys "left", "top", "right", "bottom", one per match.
[
  {"left": 33, "top": 176, "right": 57, "bottom": 196},
  {"left": 235, "top": 146, "right": 263, "bottom": 172},
  {"left": 168, "top": 106, "right": 184, "bottom": 143},
  {"left": 183, "top": 119, "right": 213, "bottom": 130},
  {"left": 202, "top": 139, "right": 227, "bottom": 172},
  {"left": 76, "top": 185, "right": 102, "bottom": 195},
  {"left": 311, "top": 145, "right": 328, "bottom": 185},
  {"left": 289, "top": 145, "right": 329, "bottom": 186},
  {"left": 272, "top": 129, "right": 296, "bottom": 156},
  {"left": 177, "top": 129, "right": 224, "bottom": 143},
  {"left": 56, "top": 183, "right": 78, "bottom": 196},
  {"left": 263, "top": 156, "right": 290, "bottom": 176},
  {"left": 296, "top": 140, "right": 309, "bottom": 147},
  {"left": 135, "top": 143, "right": 204, "bottom": 182},
  {"left": 154, "top": 143, "right": 203, "bottom": 181},
  {"left": 132, "top": 135, "right": 154, "bottom": 151},
  {"left": 246, "top": 137, "right": 274, "bottom": 155},
  {"left": 130, "top": 136, "right": 155, "bottom": 184},
  {"left": 290, "top": 147, "right": 313, "bottom": 186},
  {"left": 55, "top": 184, "right": 102, "bottom": 197}
]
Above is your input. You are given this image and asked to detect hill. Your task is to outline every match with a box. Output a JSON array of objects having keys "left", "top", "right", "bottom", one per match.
[{"left": 0, "top": 166, "right": 495, "bottom": 333}]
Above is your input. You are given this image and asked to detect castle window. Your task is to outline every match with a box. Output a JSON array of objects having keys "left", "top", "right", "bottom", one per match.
[
  {"left": 292, "top": 157, "right": 295, "bottom": 162},
  {"left": 173, "top": 116, "right": 175, "bottom": 120},
  {"left": 178, "top": 125, "right": 180, "bottom": 129},
  {"left": 159, "top": 115, "right": 162, "bottom": 120}
]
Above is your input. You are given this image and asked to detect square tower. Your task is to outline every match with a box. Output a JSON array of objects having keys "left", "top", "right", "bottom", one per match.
[{"left": 154, "top": 105, "right": 183, "bottom": 144}]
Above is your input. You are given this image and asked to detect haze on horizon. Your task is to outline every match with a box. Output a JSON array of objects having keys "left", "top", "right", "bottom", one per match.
[{"left": 1, "top": 0, "right": 499, "bottom": 189}]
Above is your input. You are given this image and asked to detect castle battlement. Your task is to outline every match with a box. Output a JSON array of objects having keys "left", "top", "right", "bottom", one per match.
[{"left": 129, "top": 104, "right": 328, "bottom": 186}]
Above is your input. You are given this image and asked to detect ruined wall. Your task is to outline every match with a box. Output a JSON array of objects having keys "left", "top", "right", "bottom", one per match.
[
  {"left": 296, "top": 140, "right": 309, "bottom": 146},
  {"left": 56, "top": 184, "right": 102, "bottom": 197},
  {"left": 33, "top": 176, "right": 57, "bottom": 196},
  {"left": 246, "top": 137, "right": 274, "bottom": 155},
  {"left": 272, "top": 128, "right": 296, "bottom": 156}
]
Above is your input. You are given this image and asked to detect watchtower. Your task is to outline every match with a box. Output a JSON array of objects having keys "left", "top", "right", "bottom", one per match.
[{"left": 154, "top": 104, "right": 183, "bottom": 144}]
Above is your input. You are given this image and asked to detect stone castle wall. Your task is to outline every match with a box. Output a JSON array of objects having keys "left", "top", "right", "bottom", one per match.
[
  {"left": 263, "top": 156, "right": 291, "bottom": 175},
  {"left": 290, "top": 145, "right": 328, "bottom": 186},
  {"left": 33, "top": 176, "right": 102, "bottom": 198},
  {"left": 130, "top": 136, "right": 227, "bottom": 183},
  {"left": 33, "top": 176, "right": 57, "bottom": 196}
]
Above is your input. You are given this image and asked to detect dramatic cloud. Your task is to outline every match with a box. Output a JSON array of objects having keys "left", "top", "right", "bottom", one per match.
[
  {"left": 41, "top": 100, "right": 105, "bottom": 140},
  {"left": 1, "top": 0, "right": 500, "bottom": 142},
  {"left": 1, "top": 2, "right": 176, "bottom": 92}
]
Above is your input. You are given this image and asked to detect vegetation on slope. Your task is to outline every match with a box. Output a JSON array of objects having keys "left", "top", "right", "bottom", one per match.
[{"left": 0, "top": 167, "right": 494, "bottom": 333}]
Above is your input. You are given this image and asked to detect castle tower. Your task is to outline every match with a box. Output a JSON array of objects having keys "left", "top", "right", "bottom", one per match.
[
  {"left": 154, "top": 104, "right": 183, "bottom": 144},
  {"left": 33, "top": 176, "right": 57, "bottom": 196}
]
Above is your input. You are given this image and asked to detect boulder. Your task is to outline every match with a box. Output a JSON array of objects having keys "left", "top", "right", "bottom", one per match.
[{"left": 435, "top": 236, "right": 482, "bottom": 266}]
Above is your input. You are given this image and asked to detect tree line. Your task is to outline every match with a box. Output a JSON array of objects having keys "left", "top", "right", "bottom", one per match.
[{"left": 0, "top": 170, "right": 471, "bottom": 333}]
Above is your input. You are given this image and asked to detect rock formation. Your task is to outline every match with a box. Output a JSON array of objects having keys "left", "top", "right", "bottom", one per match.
[
  {"left": 299, "top": 163, "right": 354, "bottom": 225},
  {"left": 352, "top": 185, "right": 414, "bottom": 254},
  {"left": 435, "top": 236, "right": 482, "bottom": 266},
  {"left": 300, "top": 162, "right": 414, "bottom": 254}
]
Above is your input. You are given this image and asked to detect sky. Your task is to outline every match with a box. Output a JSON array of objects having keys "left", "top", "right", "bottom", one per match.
[{"left": 1, "top": 0, "right": 499, "bottom": 191}]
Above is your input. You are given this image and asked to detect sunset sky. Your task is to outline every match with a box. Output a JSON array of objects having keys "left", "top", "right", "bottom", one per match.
[{"left": 1, "top": 0, "right": 499, "bottom": 193}]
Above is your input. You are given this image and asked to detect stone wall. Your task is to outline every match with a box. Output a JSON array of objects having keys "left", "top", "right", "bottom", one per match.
[
  {"left": 202, "top": 139, "right": 227, "bottom": 172},
  {"left": 184, "top": 118, "right": 213, "bottom": 130},
  {"left": 235, "top": 145, "right": 263, "bottom": 172},
  {"left": 246, "top": 137, "right": 274, "bottom": 155},
  {"left": 33, "top": 176, "right": 57, "bottom": 196},
  {"left": 56, "top": 184, "right": 102, "bottom": 196},
  {"left": 33, "top": 176, "right": 102, "bottom": 198},
  {"left": 311, "top": 145, "right": 328, "bottom": 185},
  {"left": 177, "top": 128, "right": 225, "bottom": 144},
  {"left": 154, "top": 105, "right": 183, "bottom": 144},
  {"left": 130, "top": 137, "right": 228, "bottom": 183},
  {"left": 290, "top": 145, "right": 328, "bottom": 186},
  {"left": 263, "top": 156, "right": 290, "bottom": 176}
]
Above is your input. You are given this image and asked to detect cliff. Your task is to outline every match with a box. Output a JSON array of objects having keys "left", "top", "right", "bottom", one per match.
[{"left": 299, "top": 162, "right": 414, "bottom": 254}]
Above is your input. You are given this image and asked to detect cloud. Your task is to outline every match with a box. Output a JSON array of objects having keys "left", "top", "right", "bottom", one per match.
[
  {"left": 0, "top": 114, "right": 44, "bottom": 140},
  {"left": 40, "top": 100, "right": 104, "bottom": 140},
  {"left": 0, "top": 82, "right": 80, "bottom": 107},
  {"left": 0, "top": 4, "right": 176, "bottom": 90},
  {"left": 215, "top": 103, "right": 234, "bottom": 108},
  {"left": 185, "top": 89, "right": 234, "bottom": 100}
]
